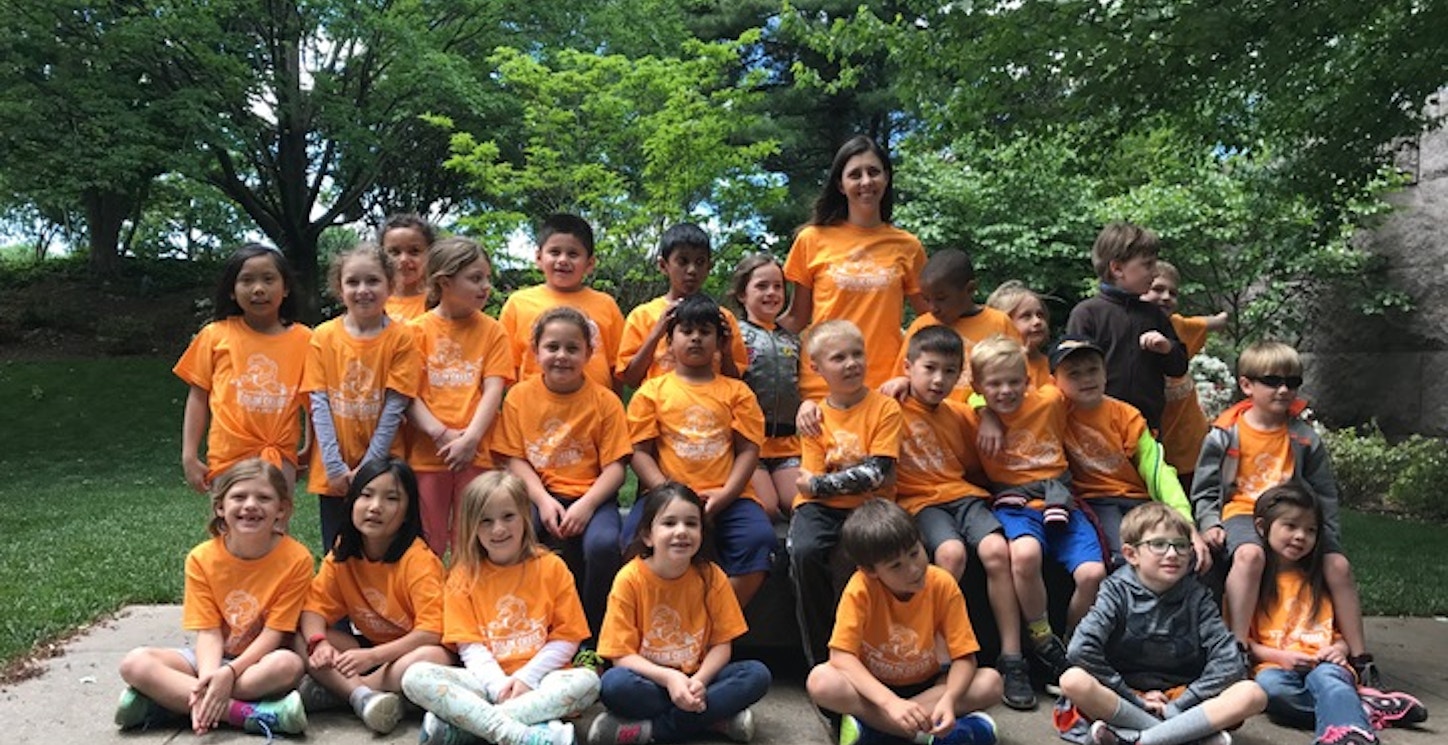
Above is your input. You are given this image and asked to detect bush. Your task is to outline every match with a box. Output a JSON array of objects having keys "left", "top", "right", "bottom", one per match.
[
  {"left": 95, "top": 316, "right": 158, "bottom": 356},
  {"left": 1323, "top": 423, "right": 1448, "bottom": 520}
]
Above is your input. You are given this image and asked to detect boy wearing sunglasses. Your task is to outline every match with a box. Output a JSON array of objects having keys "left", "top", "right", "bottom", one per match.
[
  {"left": 1190, "top": 341, "right": 1382, "bottom": 687},
  {"left": 1060, "top": 502, "right": 1266, "bottom": 745}
]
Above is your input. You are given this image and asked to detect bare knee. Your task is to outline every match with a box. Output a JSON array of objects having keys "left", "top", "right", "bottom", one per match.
[
  {"left": 118, "top": 647, "right": 159, "bottom": 685},
  {"left": 806, "top": 663, "right": 852, "bottom": 707},
  {"left": 1074, "top": 562, "right": 1106, "bottom": 592},
  {"left": 934, "top": 541, "right": 968, "bottom": 579},
  {"left": 1011, "top": 540, "right": 1042, "bottom": 576},
  {"left": 1231, "top": 544, "right": 1265, "bottom": 575},
  {"left": 1058, "top": 667, "right": 1097, "bottom": 701},
  {"left": 978, "top": 535, "right": 1010, "bottom": 574},
  {"left": 1324, "top": 553, "right": 1354, "bottom": 584}
]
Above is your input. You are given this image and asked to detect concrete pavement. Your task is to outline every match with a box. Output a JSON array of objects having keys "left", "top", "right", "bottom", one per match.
[{"left": 0, "top": 606, "right": 1441, "bottom": 744}]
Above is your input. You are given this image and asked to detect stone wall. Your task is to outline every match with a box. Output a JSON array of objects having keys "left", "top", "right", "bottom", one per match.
[{"left": 1302, "top": 89, "right": 1448, "bottom": 436}]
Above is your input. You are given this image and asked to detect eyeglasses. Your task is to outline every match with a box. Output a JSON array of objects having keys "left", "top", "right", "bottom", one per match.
[
  {"left": 1135, "top": 538, "right": 1192, "bottom": 557},
  {"left": 1251, "top": 375, "right": 1303, "bottom": 390}
]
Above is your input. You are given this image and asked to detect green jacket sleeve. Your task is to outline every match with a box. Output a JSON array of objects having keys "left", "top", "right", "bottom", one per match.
[{"left": 1134, "top": 430, "right": 1190, "bottom": 522}]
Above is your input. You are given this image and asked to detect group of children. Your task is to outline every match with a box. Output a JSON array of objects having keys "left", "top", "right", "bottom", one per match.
[{"left": 117, "top": 201, "right": 1429, "bottom": 745}]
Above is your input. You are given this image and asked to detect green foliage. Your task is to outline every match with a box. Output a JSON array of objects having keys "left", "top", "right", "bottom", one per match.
[{"left": 1323, "top": 423, "right": 1448, "bottom": 520}]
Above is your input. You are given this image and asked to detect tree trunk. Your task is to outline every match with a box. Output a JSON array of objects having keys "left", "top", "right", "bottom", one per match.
[{"left": 83, "top": 188, "right": 132, "bottom": 277}]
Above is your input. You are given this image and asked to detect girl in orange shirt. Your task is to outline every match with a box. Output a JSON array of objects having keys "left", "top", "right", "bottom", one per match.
[
  {"left": 986, "top": 280, "right": 1053, "bottom": 389},
  {"left": 116, "top": 459, "right": 312, "bottom": 737},
  {"left": 493, "top": 307, "right": 631, "bottom": 637},
  {"left": 175, "top": 244, "right": 311, "bottom": 495},
  {"left": 407, "top": 237, "right": 514, "bottom": 555},
  {"left": 380, "top": 213, "right": 436, "bottom": 323},
  {"left": 591, "top": 483, "right": 771, "bottom": 745},
  {"left": 298, "top": 458, "right": 449, "bottom": 734},
  {"left": 305, "top": 243, "right": 420, "bottom": 553},
  {"left": 402, "top": 471, "right": 599, "bottom": 745}
]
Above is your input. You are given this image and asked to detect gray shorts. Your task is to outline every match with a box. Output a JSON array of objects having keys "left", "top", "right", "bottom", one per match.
[
  {"left": 1224, "top": 514, "right": 1342, "bottom": 557},
  {"left": 917, "top": 497, "right": 1003, "bottom": 555},
  {"left": 177, "top": 647, "right": 235, "bottom": 672},
  {"left": 759, "top": 456, "right": 801, "bottom": 472}
]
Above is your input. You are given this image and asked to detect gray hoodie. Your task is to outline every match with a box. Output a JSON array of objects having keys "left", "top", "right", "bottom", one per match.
[{"left": 1068, "top": 563, "right": 1248, "bottom": 716}]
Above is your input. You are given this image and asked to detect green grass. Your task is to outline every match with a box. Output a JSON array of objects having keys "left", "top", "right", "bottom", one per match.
[{"left": 0, "top": 358, "right": 1445, "bottom": 668}]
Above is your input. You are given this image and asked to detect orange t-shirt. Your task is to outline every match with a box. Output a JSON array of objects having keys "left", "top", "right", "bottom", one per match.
[
  {"left": 407, "top": 310, "right": 515, "bottom": 471},
  {"left": 597, "top": 558, "right": 747, "bottom": 675},
  {"left": 973, "top": 384, "right": 1069, "bottom": 488},
  {"left": 829, "top": 565, "right": 980, "bottom": 686},
  {"left": 302, "top": 318, "right": 421, "bottom": 495},
  {"left": 1065, "top": 397, "right": 1150, "bottom": 501},
  {"left": 798, "top": 389, "right": 903, "bottom": 509},
  {"left": 1224, "top": 418, "right": 1293, "bottom": 520},
  {"left": 385, "top": 294, "right": 428, "bottom": 324},
  {"left": 616, "top": 296, "right": 749, "bottom": 382},
  {"left": 896, "top": 397, "right": 989, "bottom": 515},
  {"left": 1162, "top": 314, "right": 1211, "bottom": 472},
  {"left": 304, "top": 538, "right": 444, "bottom": 644},
  {"left": 626, "top": 373, "right": 765, "bottom": 503},
  {"left": 895, "top": 309, "right": 1021, "bottom": 402},
  {"left": 784, "top": 223, "right": 927, "bottom": 400},
  {"left": 492, "top": 377, "right": 632, "bottom": 499},
  {"left": 500, "top": 285, "right": 624, "bottom": 391},
  {"left": 182, "top": 535, "right": 314, "bottom": 658},
  {"left": 1250, "top": 568, "right": 1343, "bottom": 676},
  {"left": 441, "top": 551, "right": 590, "bottom": 674},
  {"left": 1026, "top": 354, "right": 1052, "bottom": 390},
  {"left": 173, "top": 318, "right": 313, "bottom": 477}
]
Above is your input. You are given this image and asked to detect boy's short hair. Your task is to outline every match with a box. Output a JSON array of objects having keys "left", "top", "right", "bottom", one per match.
[
  {"left": 666, "top": 293, "right": 726, "bottom": 338},
  {"left": 1153, "top": 259, "right": 1181, "bottom": 285},
  {"left": 660, "top": 222, "right": 710, "bottom": 262},
  {"left": 842, "top": 498, "right": 922, "bottom": 569},
  {"left": 805, "top": 319, "right": 864, "bottom": 362},
  {"left": 906, "top": 325, "right": 964, "bottom": 364},
  {"left": 969, "top": 333, "right": 1027, "bottom": 383},
  {"left": 919, "top": 248, "right": 975, "bottom": 290},
  {"left": 536, "top": 213, "right": 595, "bottom": 256},
  {"left": 1237, "top": 340, "right": 1303, "bottom": 379},
  {"left": 1119, "top": 502, "right": 1192, "bottom": 545},
  {"left": 1091, "top": 222, "right": 1160, "bottom": 282}
]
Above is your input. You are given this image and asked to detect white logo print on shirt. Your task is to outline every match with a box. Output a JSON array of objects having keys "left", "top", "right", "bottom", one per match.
[
  {"left": 234, "top": 354, "right": 291, "bottom": 413},
  {"left": 642, "top": 605, "right": 702, "bottom": 668},
  {"left": 427, "top": 337, "right": 480, "bottom": 388},
  {"left": 486, "top": 594, "right": 547, "bottom": 660},
  {"left": 667, "top": 405, "right": 728, "bottom": 461},
  {"left": 528, "top": 419, "right": 585, "bottom": 470},
  {"left": 861, "top": 623, "right": 938, "bottom": 682},
  {"left": 828, "top": 246, "right": 898, "bottom": 292},
  {"left": 223, "top": 589, "right": 263, "bottom": 655},
  {"left": 901, "top": 420, "right": 945, "bottom": 473},
  {"left": 331, "top": 359, "right": 380, "bottom": 419}
]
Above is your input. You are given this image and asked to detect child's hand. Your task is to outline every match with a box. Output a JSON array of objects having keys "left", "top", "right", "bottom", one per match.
[
  {"left": 1317, "top": 646, "right": 1348, "bottom": 666},
  {"left": 976, "top": 409, "right": 1005, "bottom": 457},
  {"left": 795, "top": 469, "right": 814, "bottom": 498},
  {"left": 929, "top": 697, "right": 957, "bottom": 736},
  {"left": 1141, "top": 690, "right": 1169, "bottom": 717},
  {"left": 537, "top": 498, "right": 568, "bottom": 539},
  {"left": 327, "top": 471, "right": 351, "bottom": 495},
  {"left": 796, "top": 399, "right": 823, "bottom": 437},
  {"left": 496, "top": 677, "right": 534, "bottom": 702},
  {"left": 190, "top": 666, "right": 234, "bottom": 734},
  {"left": 334, "top": 647, "right": 378, "bottom": 678},
  {"left": 1282, "top": 651, "right": 1318, "bottom": 673},
  {"left": 183, "top": 455, "right": 210, "bottom": 493},
  {"left": 666, "top": 670, "right": 706, "bottom": 712},
  {"left": 1190, "top": 531, "right": 1213, "bottom": 574},
  {"left": 437, "top": 430, "right": 480, "bottom": 471},
  {"left": 559, "top": 500, "right": 595, "bottom": 539},
  {"left": 878, "top": 376, "right": 910, "bottom": 402},
  {"left": 1139, "top": 330, "right": 1171, "bottom": 354},
  {"left": 1203, "top": 525, "right": 1226, "bottom": 550},
  {"left": 883, "top": 696, "right": 932, "bottom": 736},
  {"left": 699, "top": 488, "right": 730, "bottom": 518},
  {"left": 308, "top": 639, "right": 336, "bottom": 670}
]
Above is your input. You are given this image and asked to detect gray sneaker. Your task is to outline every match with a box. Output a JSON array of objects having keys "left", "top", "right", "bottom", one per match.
[{"left": 359, "top": 690, "right": 403, "bottom": 734}]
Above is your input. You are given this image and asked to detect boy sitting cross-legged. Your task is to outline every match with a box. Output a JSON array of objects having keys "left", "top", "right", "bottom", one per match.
[
  {"left": 807, "top": 498, "right": 1003, "bottom": 745},
  {"left": 1060, "top": 502, "right": 1266, "bottom": 745},
  {"left": 893, "top": 325, "right": 1033, "bottom": 711}
]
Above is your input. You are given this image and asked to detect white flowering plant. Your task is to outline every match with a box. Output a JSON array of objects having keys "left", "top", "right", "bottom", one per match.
[{"left": 1191, "top": 353, "right": 1236, "bottom": 420}]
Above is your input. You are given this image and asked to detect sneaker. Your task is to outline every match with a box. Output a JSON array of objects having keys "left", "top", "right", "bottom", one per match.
[
  {"left": 710, "top": 708, "right": 755, "bottom": 743},
  {"left": 1043, "top": 506, "right": 1070, "bottom": 526},
  {"left": 993, "top": 494, "right": 1027, "bottom": 509},
  {"left": 839, "top": 714, "right": 872, "bottom": 745},
  {"left": 933, "top": 712, "right": 996, "bottom": 744},
  {"left": 419, "top": 711, "right": 479, "bottom": 745},
  {"left": 1032, "top": 634, "right": 1071, "bottom": 686},
  {"left": 296, "top": 675, "right": 345, "bottom": 712},
  {"left": 587, "top": 712, "right": 651, "bottom": 745},
  {"left": 1349, "top": 654, "right": 1382, "bottom": 689},
  {"left": 114, "top": 686, "right": 174, "bottom": 730},
  {"left": 242, "top": 691, "right": 308, "bottom": 737},
  {"left": 1359, "top": 687, "right": 1428, "bottom": 729},
  {"left": 573, "top": 648, "right": 607, "bottom": 675},
  {"left": 998, "top": 655, "right": 1037, "bottom": 710},
  {"left": 1089, "top": 721, "right": 1138, "bottom": 745},
  {"left": 1316, "top": 724, "right": 1378, "bottom": 745},
  {"left": 1197, "top": 732, "right": 1232, "bottom": 745},
  {"left": 359, "top": 690, "right": 403, "bottom": 734}
]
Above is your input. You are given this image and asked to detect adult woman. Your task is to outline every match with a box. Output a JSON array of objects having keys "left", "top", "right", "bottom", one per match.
[{"left": 780, "top": 135, "right": 928, "bottom": 401}]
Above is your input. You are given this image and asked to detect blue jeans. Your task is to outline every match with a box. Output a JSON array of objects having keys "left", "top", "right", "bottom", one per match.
[
  {"left": 1257, "top": 663, "right": 1370, "bottom": 737},
  {"left": 532, "top": 496, "right": 621, "bottom": 638},
  {"left": 598, "top": 661, "right": 771, "bottom": 742}
]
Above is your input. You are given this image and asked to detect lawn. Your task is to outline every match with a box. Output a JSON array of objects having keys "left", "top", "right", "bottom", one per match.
[{"left": 1, "top": 358, "right": 1445, "bottom": 669}]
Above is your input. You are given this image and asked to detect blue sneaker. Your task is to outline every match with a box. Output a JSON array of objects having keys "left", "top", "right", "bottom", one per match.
[
  {"left": 839, "top": 715, "right": 888, "bottom": 745},
  {"left": 114, "top": 686, "right": 177, "bottom": 730},
  {"left": 242, "top": 691, "right": 308, "bottom": 739},
  {"left": 932, "top": 712, "right": 997, "bottom": 744}
]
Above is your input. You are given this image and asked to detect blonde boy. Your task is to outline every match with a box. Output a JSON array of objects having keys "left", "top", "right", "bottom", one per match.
[
  {"left": 1060, "top": 503, "right": 1265, "bottom": 745},
  {"left": 499, "top": 213, "right": 625, "bottom": 393},
  {"left": 789, "top": 320, "right": 903, "bottom": 667},
  {"left": 1190, "top": 341, "right": 1381, "bottom": 686},
  {"left": 807, "top": 499, "right": 1003, "bottom": 745},
  {"left": 970, "top": 334, "right": 1105, "bottom": 686}
]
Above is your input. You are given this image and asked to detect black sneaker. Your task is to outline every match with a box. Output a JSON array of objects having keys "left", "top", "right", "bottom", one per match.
[
  {"left": 998, "top": 655, "right": 1037, "bottom": 710},
  {"left": 1032, "top": 634, "right": 1071, "bottom": 687}
]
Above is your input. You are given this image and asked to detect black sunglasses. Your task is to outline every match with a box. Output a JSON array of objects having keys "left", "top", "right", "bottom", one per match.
[{"left": 1252, "top": 375, "right": 1303, "bottom": 389}]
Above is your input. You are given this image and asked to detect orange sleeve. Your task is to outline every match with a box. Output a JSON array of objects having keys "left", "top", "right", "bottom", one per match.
[
  {"left": 1171, "top": 314, "right": 1211, "bottom": 358},
  {"left": 723, "top": 308, "right": 750, "bottom": 374},
  {"left": 264, "top": 540, "right": 315, "bottom": 633},
  {"left": 783, "top": 229, "right": 816, "bottom": 288},
  {"left": 384, "top": 324, "right": 422, "bottom": 397},
  {"left": 491, "top": 388, "right": 529, "bottom": 461},
  {"left": 616, "top": 302, "right": 659, "bottom": 375},
  {"left": 173, "top": 324, "right": 219, "bottom": 391},
  {"left": 597, "top": 561, "right": 644, "bottom": 660},
  {"left": 303, "top": 555, "right": 349, "bottom": 624},
  {"left": 867, "top": 395, "right": 904, "bottom": 459},
  {"left": 545, "top": 554, "right": 592, "bottom": 644},
  {"left": 730, "top": 381, "right": 766, "bottom": 447},
  {"left": 597, "top": 388, "right": 634, "bottom": 466},
  {"left": 403, "top": 542, "right": 446, "bottom": 635},
  {"left": 626, "top": 379, "right": 662, "bottom": 446},
  {"left": 480, "top": 316, "right": 516, "bottom": 385},
  {"left": 182, "top": 541, "right": 222, "bottom": 631},
  {"left": 301, "top": 325, "right": 329, "bottom": 395},
  {"left": 933, "top": 569, "right": 980, "bottom": 660},
  {"left": 441, "top": 567, "right": 483, "bottom": 647},
  {"left": 499, "top": 292, "right": 529, "bottom": 380},
  {"left": 826, "top": 571, "right": 868, "bottom": 655}
]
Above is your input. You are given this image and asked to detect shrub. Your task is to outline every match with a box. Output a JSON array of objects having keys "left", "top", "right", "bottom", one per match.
[
  {"left": 1323, "top": 422, "right": 1448, "bottom": 519},
  {"left": 1388, "top": 449, "right": 1448, "bottom": 522},
  {"left": 95, "top": 316, "right": 158, "bottom": 356}
]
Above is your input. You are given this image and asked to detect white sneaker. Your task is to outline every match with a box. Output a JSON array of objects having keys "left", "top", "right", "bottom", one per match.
[
  {"left": 359, "top": 691, "right": 403, "bottom": 734},
  {"left": 548, "top": 719, "right": 576, "bottom": 745},
  {"left": 711, "top": 708, "right": 755, "bottom": 743}
]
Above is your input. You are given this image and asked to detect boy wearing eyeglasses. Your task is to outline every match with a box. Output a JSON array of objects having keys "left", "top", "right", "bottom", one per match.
[
  {"left": 1190, "top": 340, "right": 1382, "bottom": 687},
  {"left": 1049, "top": 337, "right": 1208, "bottom": 571},
  {"left": 1061, "top": 502, "right": 1266, "bottom": 745}
]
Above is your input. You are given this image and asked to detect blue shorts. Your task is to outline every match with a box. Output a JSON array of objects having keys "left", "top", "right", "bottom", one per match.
[
  {"left": 622, "top": 496, "right": 775, "bottom": 577},
  {"left": 994, "top": 505, "right": 1104, "bottom": 574}
]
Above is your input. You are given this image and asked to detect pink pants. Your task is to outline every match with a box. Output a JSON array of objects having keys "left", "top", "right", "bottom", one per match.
[{"left": 415, "top": 467, "right": 487, "bottom": 556}]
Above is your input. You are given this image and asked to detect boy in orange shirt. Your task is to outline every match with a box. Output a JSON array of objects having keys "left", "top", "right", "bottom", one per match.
[
  {"left": 970, "top": 335, "right": 1106, "bottom": 687},
  {"left": 626, "top": 294, "right": 775, "bottom": 608},
  {"left": 883, "top": 248, "right": 1020, "bottom": 403},
  {"left": 789, "top": 320, "right": 903, "bottom": 668},
  {"left": 807, "top": 498, "right": 1003, "bottom": 745},
  {"left": 616, "top": 223, "right": 747, "bottom": 388},
  {"left": 499, "top": 213, "right": 626, "bottom": 394},
  {"left": 1190, "top": 341, "right": 1381, "bottom": 687},
  {"left": 894, "top": 325, "right": 1035, "bottom": 711}
]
